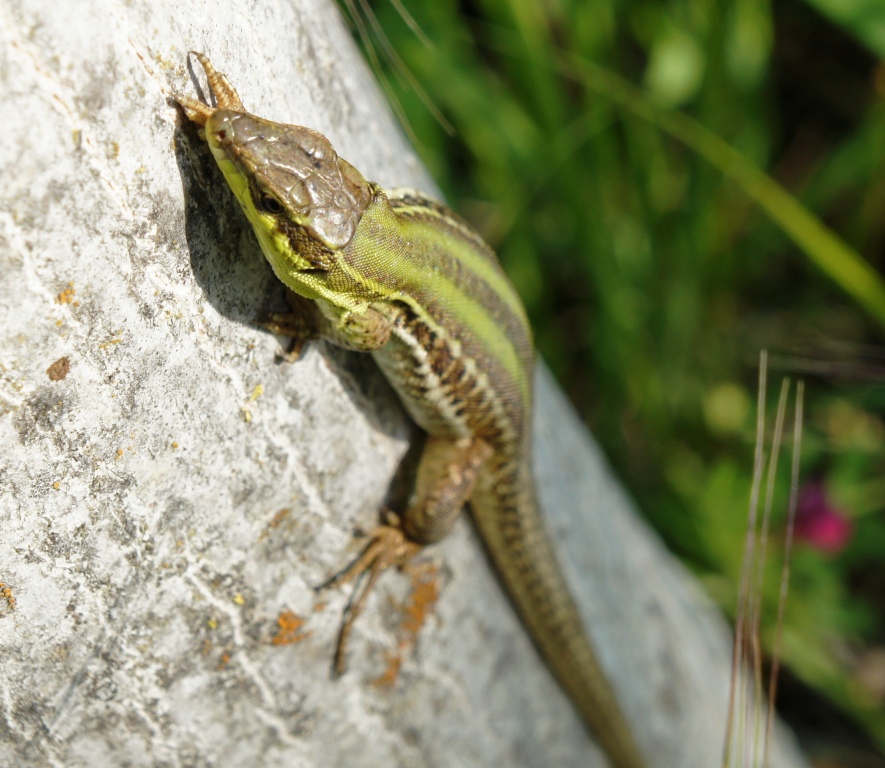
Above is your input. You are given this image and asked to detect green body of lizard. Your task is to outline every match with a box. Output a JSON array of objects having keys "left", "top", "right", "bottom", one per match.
[{"left": 175, "top": 53, "right": 645, "bottom": 768}]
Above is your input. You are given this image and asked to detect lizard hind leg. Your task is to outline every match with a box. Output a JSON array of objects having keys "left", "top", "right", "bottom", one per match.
[
  {"left": 189, "top": 52, "right": 245, "bottom": 112},
  {"left": 174, "top": 53, "right": 245, "bottom": 127},
  {"left": 323, "top": 516, "right": 422, "bottom": 677},
  {"left": 325, "top": 436, "right": 493, "bottom": 676}
]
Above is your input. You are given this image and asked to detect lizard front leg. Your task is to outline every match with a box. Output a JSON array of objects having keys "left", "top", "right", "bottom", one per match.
[{"left": 260, "top": 290, "right": 393, "bottom": 360}]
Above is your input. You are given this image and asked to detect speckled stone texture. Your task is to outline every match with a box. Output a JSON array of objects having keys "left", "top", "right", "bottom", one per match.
[{"left": 0, "top": 3, "right": 807, "bottom": 767}]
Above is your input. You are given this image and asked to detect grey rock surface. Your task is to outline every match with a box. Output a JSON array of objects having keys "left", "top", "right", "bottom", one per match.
[{"left": 0, "top": 1, "right": 807, "bottom": 767}]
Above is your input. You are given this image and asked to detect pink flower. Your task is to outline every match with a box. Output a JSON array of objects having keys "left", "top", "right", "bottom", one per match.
[{"left": 794, "top": 481, "right": 853, "bottom": 554}]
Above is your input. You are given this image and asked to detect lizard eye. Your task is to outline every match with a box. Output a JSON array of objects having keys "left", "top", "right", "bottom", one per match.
[{"left": 258, "top": 195, "right": 284, "bottom": 215}]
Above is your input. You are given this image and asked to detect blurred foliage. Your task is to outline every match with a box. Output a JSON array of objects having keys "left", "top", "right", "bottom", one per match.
[{"left": 340, "top": 0, "right": 885, "bottom": 759}]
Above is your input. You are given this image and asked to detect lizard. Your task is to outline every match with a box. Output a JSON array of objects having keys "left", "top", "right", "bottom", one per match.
[{"left": 174, "top": 52, "right": 646, "bottom": 768}]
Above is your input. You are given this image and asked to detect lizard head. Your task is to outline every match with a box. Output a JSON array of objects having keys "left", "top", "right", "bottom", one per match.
[{"left": 175, "top": 53, "right": 374, "bottom": 304}]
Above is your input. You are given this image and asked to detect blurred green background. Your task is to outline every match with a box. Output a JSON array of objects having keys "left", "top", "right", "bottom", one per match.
[{"left": 341, "top": 0, "right": 885, "bottom": 763}]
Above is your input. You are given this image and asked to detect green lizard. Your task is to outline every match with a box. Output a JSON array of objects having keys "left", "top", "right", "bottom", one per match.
[{"left": 174, "top": 53, "right": 646, "bottom": 768}]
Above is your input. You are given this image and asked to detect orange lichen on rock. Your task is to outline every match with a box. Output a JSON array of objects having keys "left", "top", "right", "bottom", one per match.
[
  {"left": 46, "top": 356, "right": 71, "bottom": 381},
  {"left": 371, "top": 563, "right": 440, "bottom": 688},
  {"left": 267, "top": 508, "right": 291, "bottom": 529},
  {"left": 56, "top": 283, "right": 79, "bottom": 306},
  {"left": 258, "top": 508, "right": 291, "bottom": 542},
  {"left": 0, "top": 583, "right": 15, "bottom": 612},
  {"left": 400, "top": 563, "right": 440, "bottom": 637},
  {"left": 371, "top": 652, "right": 403, "bottom": 689},
  {"left": 271, "top": 610, "right": 311, "bottom": 646}
]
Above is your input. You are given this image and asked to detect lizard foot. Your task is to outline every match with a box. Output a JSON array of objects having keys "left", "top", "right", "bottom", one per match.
[
  {"left": 255, "top": 310, "right": 317, "bottom": 362},
  {"left": 321, "top": 512, "right": 422, "bottom": 677}
]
